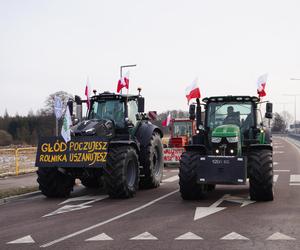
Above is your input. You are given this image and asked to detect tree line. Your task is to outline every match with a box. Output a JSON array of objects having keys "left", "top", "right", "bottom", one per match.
[{"left": 0, "top": 90, "right": 293, "bottom": 146}]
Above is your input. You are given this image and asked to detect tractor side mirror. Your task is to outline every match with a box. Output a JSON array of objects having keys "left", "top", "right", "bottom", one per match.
[
  {"left": 74, "top": 95, "right": 82, "bottom": 121},
  {"left": 189, "top": 104, "right": 196, "bottom": 120},
  {"left": 138, "top": 97, "right": 145, "bottom": 113},
  {"left": 265, "top": 102, "right": 273, "bottom": 119},
  {"left": 67, "top": 99, "right": 73, "bottom": 115}
]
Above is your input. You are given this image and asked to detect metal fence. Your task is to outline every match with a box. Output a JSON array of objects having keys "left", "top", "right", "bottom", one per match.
[{"left": 0, "top": 147, "right": 37, "bottom": 177}]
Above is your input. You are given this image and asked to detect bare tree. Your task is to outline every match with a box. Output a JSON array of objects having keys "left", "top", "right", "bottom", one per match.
[{"left": 42, "top": 91, "right": 73, "bottom": 116}]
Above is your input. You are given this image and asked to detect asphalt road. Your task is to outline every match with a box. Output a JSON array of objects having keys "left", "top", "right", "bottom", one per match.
[{"left": 0, "top": 136, "right": 299, "bottom": 250}]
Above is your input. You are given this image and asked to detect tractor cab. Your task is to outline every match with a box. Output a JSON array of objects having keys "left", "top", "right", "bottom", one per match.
[{"left": 169, "top": 118, "right": 195, "bottom": 148}]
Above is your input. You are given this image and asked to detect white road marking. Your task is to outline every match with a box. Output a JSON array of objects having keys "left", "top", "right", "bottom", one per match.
[
  {"left": 170, "top": 169, "right": 179, "bottom": 173},
  {"left": 273, "top": 162, "right": 279, "bottom": 166},
  {"left": 163, "top": 175, "right": 179, "bottom": 183},
  {"left": 273, "top": 170, "right": 290, "bottom": 172},
  {"left": 7, "top": 235, "right": 35, "bottom": 244},
  {"left": 220, "top": 232, "right": 249, "bottom": 240},
  {"left": 130, "top": 232, "right": 158, "bottom": 240},
  {"left": 40, "top": 189, "right": 178, "bottom": 248},
  {"left": 267, "top": 232, "right": 296, "bottom": 240},
  {"left": 194, "top": 195, "right": 227, "bottom": 221},
  {"left": 290, "top": 183, "right": 300, "bottom": 186},
  {"left": 85, "top": 233, "right": 113, "bottom": 241},
  {"left": 290, "top": 174, "right": 300, "bottom": 182},
  {"left": 59, "top": 195, "right": 107, "bottom": 205},
  {"left": 274, "top": 146, "right": 284, "bottom": 149},
  {"left": 43, "top": 195, "right": 108, "bottom": 217},
  {"left": 273, "top": 151, "right": 284, "bottom": 154},
  {"left": 194, "top": 194, "right": 255, "bottom": 221},
  {"left": 223, "top": 194, "right": 255, "bottom": 207},
  {"left": 175, "top": 232, "right": 203, "bottom": 240},
  {"left": 273, "top": 175, "right": 279, "bottom": 183}
]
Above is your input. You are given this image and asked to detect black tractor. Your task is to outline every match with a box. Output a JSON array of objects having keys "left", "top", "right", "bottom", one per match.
[
  {"left": 36, "top": 90, "right": 164, "bottom": 198},
  {"left": 179, "top": 96, "right": 274, "bottom": 201}
]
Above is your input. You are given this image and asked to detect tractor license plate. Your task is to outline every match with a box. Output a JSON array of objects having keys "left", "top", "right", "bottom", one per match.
[{"left": 35, "top": 136, "right": 108, "bottom": 168}]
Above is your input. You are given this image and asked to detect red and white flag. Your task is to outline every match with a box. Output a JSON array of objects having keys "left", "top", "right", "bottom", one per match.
[
  {"left": 162, "top": 113, "right": 171, "bottom": 127},
  {"left": 85, "top": 80, "right": 91, "bottom": 110},
  {"left": 117, "top": 71, "right": 130, "bottom": 93},
  {"left": 257, "top": 74, "right": 267, "bottom": 97},
  {"left": 185, "top": 78, "right": 201, "bottom": 103}
]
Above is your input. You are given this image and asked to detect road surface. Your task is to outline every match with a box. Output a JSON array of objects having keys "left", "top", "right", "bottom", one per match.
[{"left": 0, "top": 136, "right": 299, "bottom": 249}]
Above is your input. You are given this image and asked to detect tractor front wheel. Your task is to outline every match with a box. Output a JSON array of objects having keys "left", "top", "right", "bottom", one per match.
[
  {"left": 103, "top": 146, "right": 139, "bottom": 198},
  {"left": 179, "top": 151, "right": 208, "bottom": 200},
  {"left": 37, "top": 167, "right": 75, "bottom": 198},
  {"left": 248, "top": 149, "right": 274, "bottom": 201}
]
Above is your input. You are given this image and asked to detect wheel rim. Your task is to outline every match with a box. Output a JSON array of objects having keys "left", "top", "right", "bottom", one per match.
[
  {"left": 152, "top": 146, "right": 160, "bottom": 176},
  {"left": 126, "top": 160, "right": 136, "bottom": 187}
]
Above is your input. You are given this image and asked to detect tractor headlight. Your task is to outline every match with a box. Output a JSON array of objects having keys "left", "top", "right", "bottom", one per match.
[
  {"left": 212, "top": 137, "right": 222, "bottom": 143},
  {"left": 226, "top": 136, "right": 238, "bottom": 143}
]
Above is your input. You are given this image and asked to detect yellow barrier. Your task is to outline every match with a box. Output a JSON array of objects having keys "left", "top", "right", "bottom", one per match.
[{"left": 0, "top": 147, "right": 37, "bottom": 176}]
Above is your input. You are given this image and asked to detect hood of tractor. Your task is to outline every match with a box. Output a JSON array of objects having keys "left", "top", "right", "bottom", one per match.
[
  {"left": 212, "top": 124, "right": 240, "bottom": 138},
  {"left": 71, "top": 119, "right": 115, "bottom": 138}
]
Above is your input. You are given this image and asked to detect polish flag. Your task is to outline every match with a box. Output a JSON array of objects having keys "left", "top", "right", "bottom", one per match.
[
  {"left": 257, "top": 74, "right": 267, "bottom": 97},
  {"left": 85, "top": 81, "right": 91, "bottom": 110},
  {"left": 117, "top": 71, "right": 130, "bottom": 93},
  {"left": 162, "top": 113, "right": 171, "bottom": 127},
  {"left": 185, "top": 78, "right": 201, "bottom": 103}
]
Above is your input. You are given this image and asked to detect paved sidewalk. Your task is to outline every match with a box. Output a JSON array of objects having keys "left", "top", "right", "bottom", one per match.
[{"left": 0, "top": 173, "right": 38, "bottom": 199}]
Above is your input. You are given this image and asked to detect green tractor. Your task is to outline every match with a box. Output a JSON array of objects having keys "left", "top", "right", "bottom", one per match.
[
  {"left": 36, "top": 90, "right": 164, "bottom": 198},
  {"left": 179, "top": 96, "right": 274, "bottom": 201}
]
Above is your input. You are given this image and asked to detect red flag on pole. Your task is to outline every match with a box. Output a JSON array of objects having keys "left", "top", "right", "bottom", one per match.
[
  {"left": 257, "top": 74, "right": 267, "bottom": 97},
  {"left": 117, "top": 71, "right": 130, "bottom": 93},
  {"left": 185, "top": 78, "right": 201, "bottom": 103},
  {"left": 85, "top": 80, "right": 91, "bottom": 110},
  {"left": 162, "top": 113, "right": 171, "bottom": 127}
]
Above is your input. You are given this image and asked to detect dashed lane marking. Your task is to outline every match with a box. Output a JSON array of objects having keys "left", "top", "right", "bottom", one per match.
[
  {"left": 162, "top": 175, "right": 179, "bottom": 183},
  {"left": 273, "top": 162, "right": 279, "bottom": 166},
  {"left": 85, "top": 233, "right": 113, "bottom": 241},
  {"left": 130, "top": 232, "right": 158, "bottom": 240},
  {"left": 220, "top": 232, "right": 249, "bottom": 240},
  {"left": 273, "top": 170, "right": 290, "bottom": 172},
  {"left": 175, "top": 232, "right": 203, "bottom": 240},
  {"left": 273, "top": 175, "right": 279, "bottom": 183},
  {"left": 290, "top": 174, "right": 300, "bottom": 182},
  {"left": 267, "top": 232, "right": 296, "bottom": 240},
  {"left": 40, "top": 189, "right": 179, "bottom": 248},
  {"left": 7, "top": 235, "right": 35, "bottom": 244},
  {"left": 273, "top": 151, "right": 284, "bottom": 154}
]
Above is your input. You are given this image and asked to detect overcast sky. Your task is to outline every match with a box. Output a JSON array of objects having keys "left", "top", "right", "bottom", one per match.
[{"left": 1, "top": 0, "right": 300, "bottom": 119}]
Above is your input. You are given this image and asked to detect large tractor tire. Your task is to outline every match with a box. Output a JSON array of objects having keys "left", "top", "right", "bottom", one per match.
[
  {"left": 80, "top": 169, "right": 102, "bottom": 189},
  {"left": 37, "top": 167, "right": 75, "bottom": 198},
  {"left": 179, "top": 151, "right": 208, "bottom": 200},
  {"left": 139, "top": 132, "right": 164, "bottom": 189},
  {"left": 248, "top": 149, "right": 274, "bottom": 201},
  {"left": 103, "top": 146, "right": 139, "bottom": 198}
]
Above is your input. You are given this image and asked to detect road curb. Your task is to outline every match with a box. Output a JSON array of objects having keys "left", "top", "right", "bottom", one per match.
[{"left": 0, "top": 187, "right": 40, "bottom": 204}]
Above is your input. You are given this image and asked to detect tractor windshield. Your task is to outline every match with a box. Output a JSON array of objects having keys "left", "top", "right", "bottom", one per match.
[
  {"left": 173, "top": 121, "right": 193, "bottom": 137},
  {"left": 207, "top": 102, "right": 254, "bottom": 130},
  {"left": 89, "top": 100, "right": 125, "bottom": 128}
]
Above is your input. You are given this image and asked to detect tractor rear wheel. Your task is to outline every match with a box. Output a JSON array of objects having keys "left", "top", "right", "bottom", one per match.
[
  {"left": 179, "top": 151, "right": 208, "bottom": 200},
  {"left": 248, "top": 149, "right": 274, "bottom": 201},
  {"left": 103, "top": 146, "right": 139, "bottom": 198},
  {"left": 37, "top": 167, "right": 75, "bottom": 198},
  {"left": 139, "top": 132, "right": 164, "bottom": 189}
]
